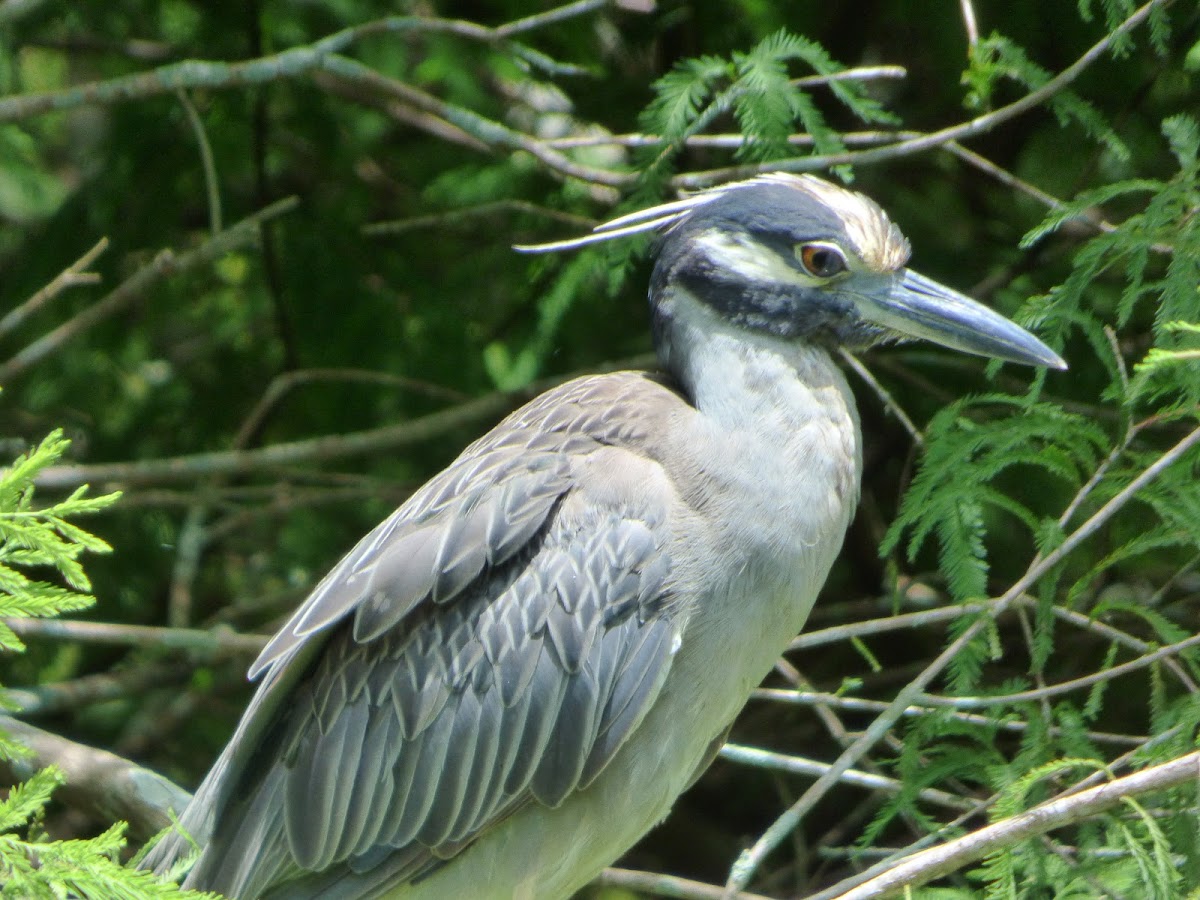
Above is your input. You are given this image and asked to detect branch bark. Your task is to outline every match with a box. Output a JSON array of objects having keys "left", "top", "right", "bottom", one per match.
[
  {"left": 0, "top": 716, "right": 193, "bottom": 841},
  {"left": 832, "top": 751, "right": 1200, "bottom": 899},
  {"left": 32, "top": 354, "right": 656, "bottom": 490}
]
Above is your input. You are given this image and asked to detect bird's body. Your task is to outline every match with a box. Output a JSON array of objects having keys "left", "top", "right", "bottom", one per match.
[{"left": 145, "top": 174, "right": 1061, "bottom": 899}]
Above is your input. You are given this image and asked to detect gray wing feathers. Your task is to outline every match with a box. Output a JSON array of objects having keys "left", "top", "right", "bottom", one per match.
[
  {"left": 251, "top": 372, "right": 676, "bottom": 676},
  {"left": 251, "top": 448, "right": 572, "bottom": 676},
  {"left": 182, "top": 766, "right": 294, "bottom": 898},
  {"left": 164, "top": 372, "right": 692, "bottom": 898},
  {"left": 583, "top": 620, "right": 674, "bottom": 784},
  {"left": 264, "top": 506, "right": 678, "bottom": 894}
]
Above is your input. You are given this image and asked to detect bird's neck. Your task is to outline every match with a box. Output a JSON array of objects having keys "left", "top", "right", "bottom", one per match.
[
  {"left": 656, "top": 289, "right": 858, "bottom": 437},
  {"left": 652, "top": 288, "right": 863, "bottom": 689}
]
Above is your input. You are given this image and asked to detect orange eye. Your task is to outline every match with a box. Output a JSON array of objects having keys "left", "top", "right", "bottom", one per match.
[{"left": 796, "top": 243, "right": 847, "bottom": 278}]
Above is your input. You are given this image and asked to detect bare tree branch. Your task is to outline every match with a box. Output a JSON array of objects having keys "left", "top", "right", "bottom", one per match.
[
  {"left": 832, "top": 751, "right": 1200, "bottom": 899},
  {"left": 0, "top": 2, "right": 626, "bottom": 124},
  {"left": 32, "top": 354, "right": 657, "bottom": 490},
  {"left": 0, "top": 237, "right": 108, "bottom": 341},
  {"left": 0, "top": 197, "right": 299, "bottom": 386},
  {"left": 0, "top": 716, "right": 193, "bottom": 840},
  {"left": 4, "top": 617, "right": 268, "bottom": 656}
]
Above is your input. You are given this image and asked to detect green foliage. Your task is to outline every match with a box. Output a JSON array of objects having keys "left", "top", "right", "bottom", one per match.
[
  {"left": 876, "top": 98, "right": 1200, "bottom": 895},
  {"left": 484, "top": 248, "right": 610, "bottom": 390},
  {"left": 964, "top": 34, "right": 1130, "bottom": 162},
  {"left": 1020, "top": 115, "right": 1200, "bottom": 409},
  {"left": 883, "top": 398, "right": 1107, "bottom": 604},
  {"left": 0, "top": 431, "right": 118, "bottom": 760},
  {"left": 641, "top": 27, "right": 895, "bottom": 182},
  {"left": 0, "top": 765, "right": 216, "bottom": 899},
  {"left": 0, "top": 437, "right": 208, "bottom": 895}
]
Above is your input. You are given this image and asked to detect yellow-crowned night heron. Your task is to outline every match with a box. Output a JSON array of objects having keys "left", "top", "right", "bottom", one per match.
[{"left": 145, "top": 174, "right": 1063, "bottom": 899}]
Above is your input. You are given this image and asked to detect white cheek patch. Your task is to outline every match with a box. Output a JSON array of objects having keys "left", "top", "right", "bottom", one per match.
[{"left": 693, "top": 230, "right": 812, "bottom": 287}]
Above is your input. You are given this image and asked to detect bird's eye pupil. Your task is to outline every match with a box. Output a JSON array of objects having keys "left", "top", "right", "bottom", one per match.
[{"left": 798, "top": 244, "right": 846, "bottom": 278}]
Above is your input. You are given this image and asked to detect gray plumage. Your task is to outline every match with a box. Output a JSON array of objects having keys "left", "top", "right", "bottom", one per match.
[{"left": 144, "top": 174, "right": 1062, "bottom": 899}]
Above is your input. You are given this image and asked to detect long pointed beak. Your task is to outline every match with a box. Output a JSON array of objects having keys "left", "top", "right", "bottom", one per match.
[{"left": 856, "top": 269, "right": 1066, "bottom": 369}]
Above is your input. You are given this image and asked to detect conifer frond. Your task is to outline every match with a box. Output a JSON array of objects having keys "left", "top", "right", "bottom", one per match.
[
  {"left": 966, "top": 35, "right": 1128, "bottom": 160},
  {"left": 0, "top": 438, "right": 200, "bottom": 895},
  {"left": 639, "top": 28, "right": 896, "bottom": 182},
  {"left": 882, "top": 398, "right": 1107, "bottom": 604}
]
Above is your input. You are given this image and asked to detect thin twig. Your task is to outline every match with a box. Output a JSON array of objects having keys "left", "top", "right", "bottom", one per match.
[
  {"left": 944, "top": 142, "right": 1120, "bottom": 236},
  {"left": 491, "top": 0, "right": 612, "bottom": 39},
  {"left": 364, "top": 201, "right": 596, "bottom": 237},
  {"left": 595, "top": 868, "right": 774, "bottom": 900},
  {"left": 959, "top": 0, "right": 980, "bottom": 50},
  {"left": 773, "top": 659, "right": 914, "bottom": 832},
  {"left": 1047, "top": 603, "right": 1199, "bottom": 693},
  {"left": 0, "top": 237, "right": 109, "bottom": 340},
  {"left": 719, "top": 744, "right": 974, "bottom": 812},
  {"left": 24, "top": 35, "right": 176, "bottom": 63},
  {"left": 789, "top": 592, "right": 1200, "bottom": 692},
  {"left": 751, "top": 688, "right": 1145, "bottom": 747},
  {"left": 1057, "top": 427, "right": 1133, "bottom": 530},
  {"left": 541, "top": 129, "right": 916, "bottom": 151},
  {"left": 0, "top": 197, "right": 299, "bottom": 386},
  {"left": 176, "top": 89, "right": 223, "bottom": 234},
  {"left": 920, "top": 632, "right": 1200, "bottom": 709},
  {"left": 234, "top": 367, "right": 469, "bottom": 449},
  {"left": 168, "top": 503, "right": 207, "bottom": 628},
  {"left": 32, "top": 389, "right": 522, "bottom": 489},
  {"left": 789, "top": 600, "right": 999, "bottom": 651},
  {"left": 793, "top": 66, "right": 907, "bottom": 87},
  {"left": 117, "top": 480, "right": 406, "bottom": 512},
  {"left": 832, "top": 751, "right": 1200, "bottom": 899},
  {"left": 314, "top": 65, "right": 494, "bottom": 155},
  {"left": 838, "top": 348, "right": 923, "bottom": 446},
  {"left": 315, "top": 56, "right": 627, "bottom": 188}
]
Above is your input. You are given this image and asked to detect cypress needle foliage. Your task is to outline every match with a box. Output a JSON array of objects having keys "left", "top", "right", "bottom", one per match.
[
  {"left": 0, "top": 430, "right": 119, "bottom": 758},
  {"left": 640, "top": 27, "right": 896, "bottom": 184},
  {"left": 964, "top": 34, "right": 1130, "bottom": 163},
  {"left": 877, "top": 103, "right": 1200, "bottom": 898},
  {"left": 0, "top": 436, "right": 213, "bottom": 897}
]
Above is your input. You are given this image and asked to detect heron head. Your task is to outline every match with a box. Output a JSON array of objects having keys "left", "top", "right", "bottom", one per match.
[
  {"left": 647, "top": 174, "right": 1065, "bottom": 369},
  {"left": 516, "top": 172, "right": 1064, "bottom": 370}
]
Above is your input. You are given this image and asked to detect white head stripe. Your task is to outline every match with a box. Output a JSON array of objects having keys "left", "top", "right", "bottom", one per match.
[{"left": 514, "top": 173, "right": 910, "bottom": 271}]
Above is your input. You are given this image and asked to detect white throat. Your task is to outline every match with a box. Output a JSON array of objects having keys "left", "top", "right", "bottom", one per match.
[{"left": 661, "top": 289, "right": 858, "bottom": 439}]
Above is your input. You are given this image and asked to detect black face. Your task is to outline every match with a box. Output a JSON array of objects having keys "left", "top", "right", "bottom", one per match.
[{"left": 649, "top": 184, "right": 894, "bottom": 349}]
